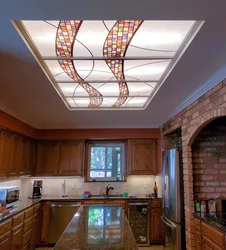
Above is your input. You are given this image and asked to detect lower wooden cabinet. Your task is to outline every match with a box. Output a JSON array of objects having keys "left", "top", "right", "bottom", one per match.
[
  {"left": 30, "top": 211, "right": 41, "bottom": 249},
  {"left": 0, "top": 231, "right": 11, "bottom": 249},
  {"left": 11, "top": 223, "right": 23, "bottom": 250},
  {"left": 202, "top": 235, "right": 223, "bottom": 250},
  {"left": 150, "top": 200, "right": 162, "bottom": 243},
  {"left": 40, "top": 201, "right": 51, "bottom": 244},
  {"left": 194, "top": 218, "right": 226, "bottom": 250}
]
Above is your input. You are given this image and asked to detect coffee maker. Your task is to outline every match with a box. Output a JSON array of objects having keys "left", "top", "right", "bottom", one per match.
[{"left": 28, "top": 180, "right": 43, "bottom": 199}]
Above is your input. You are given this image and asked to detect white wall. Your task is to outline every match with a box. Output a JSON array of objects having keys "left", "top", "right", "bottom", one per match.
[{"left": 0, "top": 175, "right": 162, "bottom": 198}]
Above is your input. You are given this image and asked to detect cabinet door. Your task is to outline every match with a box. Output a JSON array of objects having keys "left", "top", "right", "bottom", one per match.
[
  {"left": 30, "top": 212, "right": 41, "bottom": 249},
  {"left": 35, "top": 141, "right": 59, "bottom": 176},
  {"left": 202, "top": 235, "right": 224, "bottom": 250},
  {"left": 150, "top": 208, "right": 162, "bottom": 243},
  {"left": 18, "top": 139, "right": 31, "bottom": 176},
  {"left": 40, "top": 202, "right": 51, "bottom": 243},
  {"left": 127, "top": 140, "right": 157, "bottom": 175},
  {"left": 0, "top": 131, "right": 11, "bottom": 178},
  {"left": 11, "top": 225, "right": 23, "bottom": 250},
  {"left": 59, "top": 141, "right": 84, "bottom": 176},
  {"left": 0, "top": 236, "right": 11, "bottom": 249},
  {"left": 9, "top": 135, "right": 21, "bottom": 177}
]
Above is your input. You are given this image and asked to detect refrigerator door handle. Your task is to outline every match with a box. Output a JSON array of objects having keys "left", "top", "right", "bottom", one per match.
[{"left": 161, "top": 216, "right": 176, "bottom": 230}]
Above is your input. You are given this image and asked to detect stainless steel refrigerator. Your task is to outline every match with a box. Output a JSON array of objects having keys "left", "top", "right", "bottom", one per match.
[{"left": 161, "top": 148, "right": 185, "bottom": 250}]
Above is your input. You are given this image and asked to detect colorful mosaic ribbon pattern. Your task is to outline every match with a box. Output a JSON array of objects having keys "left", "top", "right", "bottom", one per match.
[
  {"left": 56, "top": 20, "right": 103, "bottom": 107},
  {"left": 103, "top": 20, "right": 143, "bottom": 107}
]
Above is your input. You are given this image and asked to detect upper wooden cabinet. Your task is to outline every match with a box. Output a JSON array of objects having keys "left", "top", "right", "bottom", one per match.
[
  {"left": 0, "top": 131, "right": 11, "bottom": 178},
  {"left": 58, "top": 141, "right": 84, "bottom": 176},
  {"left": 36, "top": 141, "right": 60, "bottom": 176},
  {"left": 9, "top": 135, "right": 21, "bottom": 177},
  {"left": 35, "top": 140, "right": 84, "bottom": 176},
  {"left": 127, "top": 140, "right": 158, "bottom": 175}
]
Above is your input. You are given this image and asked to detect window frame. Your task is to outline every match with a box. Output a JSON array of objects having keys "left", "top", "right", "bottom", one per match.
[{"left": 85, "top": 140, "right": 126, "bottom": 182}]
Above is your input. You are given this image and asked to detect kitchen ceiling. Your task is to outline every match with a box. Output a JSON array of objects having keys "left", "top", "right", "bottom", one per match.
[
  {"left": 14, "top": 20, "right": 200, "bottom": 110},
  {"left": 1, "top": 1, "right": 226, "bottom": 128}
]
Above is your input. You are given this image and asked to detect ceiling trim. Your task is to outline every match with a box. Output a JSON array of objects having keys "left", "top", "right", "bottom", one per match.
[{"left": 166, "top": 64, "right": 226, "bottom": 125}]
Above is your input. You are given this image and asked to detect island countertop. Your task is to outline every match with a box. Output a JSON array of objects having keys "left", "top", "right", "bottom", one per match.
[{"left": 54, "top": 204, "right": 138, "bottom": 250}]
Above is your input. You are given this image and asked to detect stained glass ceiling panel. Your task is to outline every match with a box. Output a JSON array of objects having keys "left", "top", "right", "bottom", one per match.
[{"left": 13, "top": 20, "right": 203, "bottom": 110}]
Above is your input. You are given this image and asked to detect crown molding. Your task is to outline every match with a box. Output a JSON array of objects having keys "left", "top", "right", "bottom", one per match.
[{"left": 165, "top": 64, "right": 226, "bottom": 125}]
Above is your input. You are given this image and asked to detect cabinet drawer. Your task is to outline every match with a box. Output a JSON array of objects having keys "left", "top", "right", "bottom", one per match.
[
  {"left": 0, "top": 230, "right": 11, "bottom": 242},
  {"left": 22, "top": 229, "right": 32, "bottom": 247},
  {"left": 151, "top": 200, "right": 161, "bottom": 208},
  {"left": 0, "top": 231, "right": 11, "bottom": 248},
  {"left": 195, "top": 218, "right": 201, "bottom": 231},
  {"left": 0, "top": 219, "right": 12, "bottom": 235},
  {"left": 202, "top": 222, "right": 224, "bottom": 248},
  {"left": 24, "top": 207, "right": 33, "bottom": 219},
  {"left": 12, "top": 212, "right": 24, "bottom": 228},
  {"left": 33, "top": 203, "right": 40, "bottom": 213},
  {"left": 23, "top": 216, "right": 33, "bottom": 233}
]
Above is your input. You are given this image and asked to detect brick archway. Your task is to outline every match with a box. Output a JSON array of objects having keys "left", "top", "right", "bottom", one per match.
[
  {"left": 181, "top": 107, "right": 226, "bottom": 249},
  {"left": 162, "top": 80, "right": 226, "bottom": 249}
]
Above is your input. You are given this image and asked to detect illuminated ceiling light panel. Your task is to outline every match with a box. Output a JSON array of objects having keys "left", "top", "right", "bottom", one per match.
[{"left": 13, "top": 20, "right": 203, "bottom": 110}]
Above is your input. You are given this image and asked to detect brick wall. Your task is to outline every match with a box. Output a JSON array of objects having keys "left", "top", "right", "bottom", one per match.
[
  {"left": 161, "top": 79, "right": 226, "bottom": 250},
  {"left": 192, "top": 117, "right": 226, "bottom": 200}
]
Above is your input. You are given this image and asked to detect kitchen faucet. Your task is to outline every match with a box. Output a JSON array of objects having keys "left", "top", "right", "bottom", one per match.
[{"left": 106, "top": 184, "right": 114, "bottom": 196}]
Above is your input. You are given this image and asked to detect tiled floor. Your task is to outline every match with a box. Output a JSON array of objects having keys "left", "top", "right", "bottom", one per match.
[{"left": 36, "top": 246, "right": 164, "bottom": 250}]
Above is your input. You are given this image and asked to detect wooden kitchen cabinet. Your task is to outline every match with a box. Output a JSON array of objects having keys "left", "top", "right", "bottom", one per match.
[
  {"left": 35, "top": 141, "right": 60, "bottom": 176},
  {"left": 30, "top": 211, "right": 41, "bottom": 249},
  {"left": 9, "top": 135, "right": 21, "bottom": 177},
  {"left": 127, "top": 140, "right": 157, "bottom": 175},
  {"left": 40, "top": 201, "right": 51, "bottom": 243},
  {"left": 202, "top": 235, "right": 223, "bottom": 250},
  {"left": 194, "top": 218, "right": 226, "bottom": 250},
  {"left": 58, "top": 141, "right": 84, "bottom": 176},
  {"left": 0, "top": 231, "right": 11, "bottom": 249},
  {"left": 150, "top": 200, "right": 162, "bottom": 243},
  {"left": 18, "top": 139, "right": 31, "bottom": 176},
  {"left": 11, "top": 223, "right": 23, "bottom": 250},
  {"left": 0, "top": 131, "right": 11, "bottom": 178}
]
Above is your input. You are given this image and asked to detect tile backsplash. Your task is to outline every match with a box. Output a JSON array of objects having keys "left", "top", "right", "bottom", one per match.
[{"left": 0, "top": 175, "right": 162, "bottom": 198}]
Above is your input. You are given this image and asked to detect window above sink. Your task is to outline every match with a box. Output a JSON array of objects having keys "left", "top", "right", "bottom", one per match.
[{"left": 85, "top": 141, "right": 125, "bottom": 182}]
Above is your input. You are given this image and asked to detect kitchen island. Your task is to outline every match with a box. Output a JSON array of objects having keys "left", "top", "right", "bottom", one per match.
[{"left": 54, "top": 204, "right": 138, "bottom": 250}]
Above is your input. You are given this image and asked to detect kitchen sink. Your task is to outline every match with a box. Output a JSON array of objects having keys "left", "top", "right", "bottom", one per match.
[{"left": 89, "top": 194, "right": 123, "bottom": 199}]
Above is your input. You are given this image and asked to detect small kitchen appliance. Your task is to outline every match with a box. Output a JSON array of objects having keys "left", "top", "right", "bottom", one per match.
[
  {"left": 0, "top": 186, "right": 20, "bottom": 208},
  {"left": 28, "top": 180, "right": 42, "bottom": 199}
]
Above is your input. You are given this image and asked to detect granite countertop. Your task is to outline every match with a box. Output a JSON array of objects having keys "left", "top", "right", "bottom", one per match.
[
  {"left": 0, "top": 197, "right": 41, "bottom": 222},
  {"left": 54, "top": 204, "right": 138, "bottom": 250},
  {"left": 0, "top": 195, "right": 161, "bottom": 223},
  {"left": 194, "top": 212, "right": 226, "bottom": 233}
]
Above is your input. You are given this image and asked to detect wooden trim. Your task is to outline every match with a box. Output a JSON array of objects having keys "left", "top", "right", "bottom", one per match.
[
  {"left": 0, "top": 110, "right": 36, "bottom": 138},
  {"left": 36, "top": 128, "right": 160, "bottom": 140}
]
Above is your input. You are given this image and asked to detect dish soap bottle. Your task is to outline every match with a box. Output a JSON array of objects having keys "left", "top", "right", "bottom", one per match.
[
  {"left": 154, "top": 182, "right": 158, "bottom": 198},
  {"left": 116, "top": 173, "right": 121, "bottom": 181}
]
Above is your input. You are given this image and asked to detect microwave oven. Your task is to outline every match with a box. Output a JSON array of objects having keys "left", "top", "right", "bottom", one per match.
[{"left": 0, "top": 186, "right": 20, "bottom": 208}]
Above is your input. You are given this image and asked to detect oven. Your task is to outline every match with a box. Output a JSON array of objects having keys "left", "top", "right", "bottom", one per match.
[{"left": 0, "top": 186, "right": 20, "bottom": 208}]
